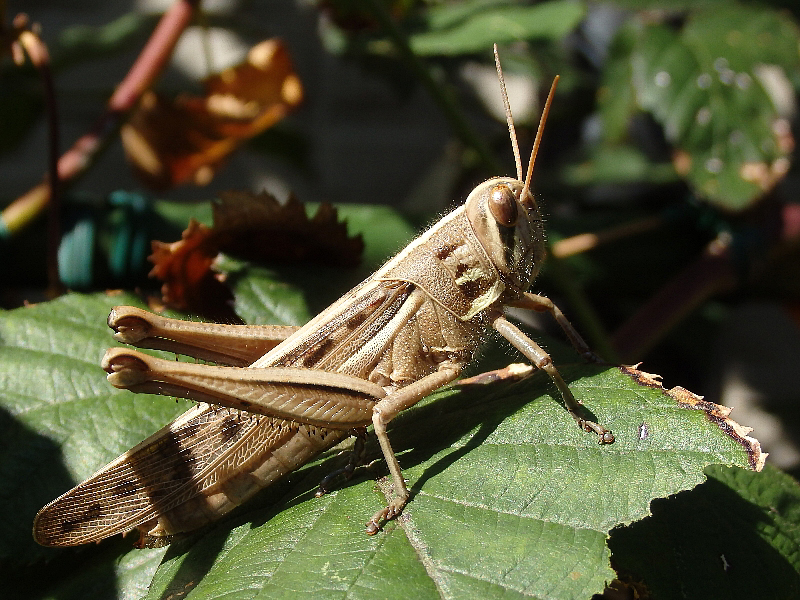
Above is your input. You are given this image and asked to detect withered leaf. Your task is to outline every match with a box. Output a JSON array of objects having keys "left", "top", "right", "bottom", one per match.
[
  {"left": 618, "top": 365, "right": 766, "bottom": 471},
  {"left": 149, "top": 219, "right": 235, "bottom": 320},
  {"left": 210, "top": 190, "right": 364, "bottom": 267},
  {"left": 122, "top": 39, "right": 302, "bottom": 190},
  {"left": 150, "top": 190, "right": 364, "bottom": 318}
]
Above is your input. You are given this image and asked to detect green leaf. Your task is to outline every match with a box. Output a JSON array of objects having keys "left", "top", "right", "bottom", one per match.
[
  {"left": 2, "top": 205, "right": 767, "bottom": 598},
  {"left": 564, "top": 144, "right": 679, "bottom": 185},
  {"left": 597, "top": 22, "right": 639, "bottom": 144},
  {"left": 609, "top": 0, "right": 733, "bottom": 8},
  {"left": 408, "top": 0, "right": 586, "bottom": 56},
  {"left": 141, "top": 362, "right": 761, "bottom": 599},
  {"left": 221, "top": 260, "right": 314, "bottom": 326},
  {"left": 610, "top": 464, "right": 800, "bottom": 598},
  {"left": 54, "top": 13, "right": 153, "bottom": 69},
  {"left": 333, "top": 204, "right": 417, "bottom": 271},
  {"left": 601, "top": 6, "right": 800, "bottom": 209}
]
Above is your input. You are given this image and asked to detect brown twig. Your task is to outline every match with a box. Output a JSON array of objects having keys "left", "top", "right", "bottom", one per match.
[
  {"left": 611, "top": 233, "right": 738, "bottom": 362},
  {"left": 0, "top": 0, "right": 200, "bottom": 239},
  {"left": 10, "top": 15, "right": 61, "bottom": 292},
  {"left": 551, "top": 214, "right": 665, "bottom": 259},
  {"left": 610, "top": 202, "right": 800, "bottom": 363}
]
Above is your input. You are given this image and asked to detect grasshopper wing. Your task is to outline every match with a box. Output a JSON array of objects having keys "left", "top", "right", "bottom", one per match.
[{"left": 34, "top": 403, "right": 344, "bottom": 546}]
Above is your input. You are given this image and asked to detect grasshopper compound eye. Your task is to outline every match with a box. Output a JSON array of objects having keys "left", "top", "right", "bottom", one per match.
[{"left": 488, "top": 184, "right": 518, "bottom": 227}]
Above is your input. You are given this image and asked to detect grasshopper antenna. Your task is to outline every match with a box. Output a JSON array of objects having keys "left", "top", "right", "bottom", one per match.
[
  {"left": 522, "top": 74, "right": 559, "bottom": 205},
  {"left": 494, "top": 44, "right": 522, "bottom": 181}
]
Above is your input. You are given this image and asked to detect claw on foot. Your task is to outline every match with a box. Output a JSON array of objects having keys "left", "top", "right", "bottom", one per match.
[
  {"left": 578, "top": 419, "right": 615, "bottom": 444},
  {"left": 365, "top": 504, "right": 402, "bottom": 535},
  {"left": 315, "top": 463, "right": 356, "bottom": 498}
]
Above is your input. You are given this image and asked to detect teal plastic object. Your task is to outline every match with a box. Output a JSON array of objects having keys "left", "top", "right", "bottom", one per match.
[
  {"left": 57, "top": 191, "right": 153, "bottom": 289},
  {"left": 107, "top": 190, "right": 150, "bottom": 282},
  {"left": 57, "top": 208, "right": 95, "bottom": 289}
]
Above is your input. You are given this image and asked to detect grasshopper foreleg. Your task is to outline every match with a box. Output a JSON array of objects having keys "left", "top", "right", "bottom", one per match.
[
  {"left": 492, "top": 315, "right": 614, "bottom": 444},
  {"left": 509, "top": 293, "right": 602, "bottom": 363},
  {"left": 367, "top": 366, "right": 462, "bottom": 534}
]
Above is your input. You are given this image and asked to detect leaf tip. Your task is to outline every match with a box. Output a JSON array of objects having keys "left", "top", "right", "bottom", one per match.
[{"left": 619, "top": 365, "right": 767, "bottom": 472}]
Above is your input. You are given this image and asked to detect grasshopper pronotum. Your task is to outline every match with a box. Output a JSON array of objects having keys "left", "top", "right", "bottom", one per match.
[{"left": 33, "top": 47, "right": 613, "bottom": 548}]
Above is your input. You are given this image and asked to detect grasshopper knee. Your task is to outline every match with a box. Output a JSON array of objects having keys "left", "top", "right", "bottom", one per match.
[
  {"left": 108, "top": 307, "right": 153, "bottom": 344},
  {"left": 102, "top": 348, "right": 151, "bottom": 387}
]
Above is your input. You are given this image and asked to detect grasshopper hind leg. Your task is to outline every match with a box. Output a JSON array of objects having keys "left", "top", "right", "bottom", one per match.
[
  {"left": 365, "top": 366, "right": 463, "bottom": 534},
  {"left": 315, "top": 428, "right": 368, "bottom": 497}
]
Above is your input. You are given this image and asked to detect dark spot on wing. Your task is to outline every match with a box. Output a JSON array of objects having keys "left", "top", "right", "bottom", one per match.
[
  {"left": 182, "top": 422, "right": 201, "bottom": 438},
  {"left": 219, "top": 416, "right": 245, "bottom": 443},
  {"left": 115, "top": 480, "right": 138, "bottom": 497},
  {"left": 60, "top": 520, "right": 76, "bottom": 533},
  {"left": 148, "top": 485, "right": 170, "bottom": 500},
  {"left": 61, "top": 502, "right": 103, "bottom": 531},
  {"left": 301, "top": 338, "right": 334, "bottom": 367}
]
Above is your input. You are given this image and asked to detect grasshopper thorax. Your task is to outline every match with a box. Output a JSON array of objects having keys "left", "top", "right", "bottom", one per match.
[{"left": 465, "top": 176, "right": 546, "bottom": 296}]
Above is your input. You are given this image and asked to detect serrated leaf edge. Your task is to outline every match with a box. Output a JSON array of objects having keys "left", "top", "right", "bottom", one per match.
[{"left": 620, "top": 365, "right": 766, "bottom": 472}]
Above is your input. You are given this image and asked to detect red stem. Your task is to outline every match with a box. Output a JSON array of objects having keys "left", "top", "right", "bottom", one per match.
[{"left": 1, "top": 0, "right": 200, "bottom": 237}]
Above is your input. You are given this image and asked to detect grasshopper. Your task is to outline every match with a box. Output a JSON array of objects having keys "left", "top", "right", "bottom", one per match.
[{"left": 33, "top": 47, "right": 613, "bottom": 548}]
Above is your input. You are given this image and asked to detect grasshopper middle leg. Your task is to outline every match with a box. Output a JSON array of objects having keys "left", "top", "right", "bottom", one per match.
[{"left": 316, "top": 428, "right": 368, "bottom": 497}]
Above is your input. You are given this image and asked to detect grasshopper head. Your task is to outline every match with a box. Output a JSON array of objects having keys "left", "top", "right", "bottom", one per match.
[
  {"left": 465, "top": 177, "right": 546, "bottom": 294},
  {"left": 466, "top": 48, "right": 560, "bottom": 298}
]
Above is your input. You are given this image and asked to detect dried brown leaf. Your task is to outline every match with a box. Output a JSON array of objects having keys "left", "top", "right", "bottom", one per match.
[
  {"left": 149, "top": 219, "right": 235, "bottom": 320},
  {"left": 212, "top": 190, "right": 364, "bottom": 267},
  {"left": 149, "top": 190, "right": 363, "bottom": 317},
  {"left": 121, "top": 39, "right": 302, "bottom": 190}
]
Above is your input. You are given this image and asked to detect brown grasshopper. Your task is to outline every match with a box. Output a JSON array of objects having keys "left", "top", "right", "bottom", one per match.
[{"left": 33, "top": 47, "right": 613, "bottom": 548}]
